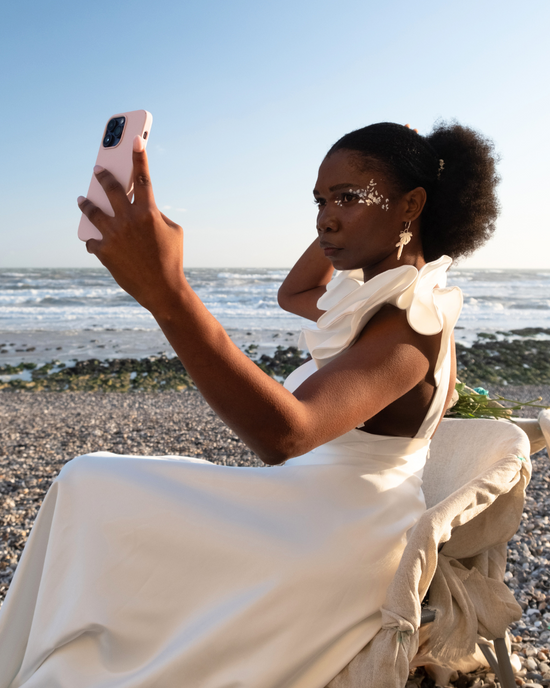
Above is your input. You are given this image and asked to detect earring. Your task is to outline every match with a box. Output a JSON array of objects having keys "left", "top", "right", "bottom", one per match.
[{"left": 396, "top": 221, "right": 413, "bottom": 260}]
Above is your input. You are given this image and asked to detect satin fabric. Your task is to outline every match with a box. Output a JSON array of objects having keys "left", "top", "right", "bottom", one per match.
[{"left": 0, "top": 257, "right": 462, "bottom": 688}]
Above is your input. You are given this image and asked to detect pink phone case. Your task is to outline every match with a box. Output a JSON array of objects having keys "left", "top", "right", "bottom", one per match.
[{"left": 78, "top": 110, "right": 153, "bottom": 242}]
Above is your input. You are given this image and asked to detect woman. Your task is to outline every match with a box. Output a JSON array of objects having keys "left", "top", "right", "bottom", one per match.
[{"left": 0, "top": 121, "right": 499, "bottom": 687}]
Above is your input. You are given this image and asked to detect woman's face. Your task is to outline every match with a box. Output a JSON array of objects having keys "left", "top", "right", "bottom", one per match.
[{"left": 313, "top": 149, "right": 407, "bottom": 275}]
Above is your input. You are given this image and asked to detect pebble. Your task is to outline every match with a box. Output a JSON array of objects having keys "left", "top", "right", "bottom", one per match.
[{"left": 525, "top": 672, "right": 544, "bottom": 680}]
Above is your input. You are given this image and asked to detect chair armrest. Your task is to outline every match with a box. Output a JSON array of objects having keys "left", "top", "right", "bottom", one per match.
[{"left": 512, "top": 418, "right": 546, "bottom": 455}]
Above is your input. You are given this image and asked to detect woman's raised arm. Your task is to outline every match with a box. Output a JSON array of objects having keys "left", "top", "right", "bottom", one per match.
[
  {"left": 79, "top": 138, "right": 437, "bottom": 464},
  {"left": 277, "top": 239, "right": 334, "bottom": 321}
]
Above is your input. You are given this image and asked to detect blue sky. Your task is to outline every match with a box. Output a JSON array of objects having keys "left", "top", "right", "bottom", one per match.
[{"left": 1, "top": 0, "right": 548, "bottom": 269}]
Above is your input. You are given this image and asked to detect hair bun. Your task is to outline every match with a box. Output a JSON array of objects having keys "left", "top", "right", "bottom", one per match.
[{"left": 422, "top": 120, "right": 500, "bottom": 261}]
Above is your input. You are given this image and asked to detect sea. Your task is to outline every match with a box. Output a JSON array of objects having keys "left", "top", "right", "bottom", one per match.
[{"left": 1, "top": 267, "right": 550, "bottom": 366}]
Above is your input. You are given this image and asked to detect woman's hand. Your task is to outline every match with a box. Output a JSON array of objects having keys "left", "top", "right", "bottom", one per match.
[
  {"left": 78, "top": 135, "right": 187, "bottom": 316},
  {"left": 278, "top": 239, "right": 333, "bottom": 321}
]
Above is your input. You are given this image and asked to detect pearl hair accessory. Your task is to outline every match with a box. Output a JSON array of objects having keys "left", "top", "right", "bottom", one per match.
[
  {"left": 437, "top": 159, "right": 445, "bottom": 179},
  {"left": 396, "top": 221, "right": 413, "bottom": 260}
]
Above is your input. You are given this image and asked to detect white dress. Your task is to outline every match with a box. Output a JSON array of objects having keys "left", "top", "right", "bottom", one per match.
[{"left": 0, "top": 256, "right": 462, "bottom": 688}]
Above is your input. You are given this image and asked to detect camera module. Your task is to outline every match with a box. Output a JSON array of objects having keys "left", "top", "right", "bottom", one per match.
[{"left": 103, "top": 116, "right": 126, "bottom": 147}]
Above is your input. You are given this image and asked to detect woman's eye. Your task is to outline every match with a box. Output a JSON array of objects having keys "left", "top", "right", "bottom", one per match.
[
  {"left": 313, "top": 198, "right": 325, "bottom": 208},
  {"left": 342, "top": 192, "right": 358, "bottom": 203}
]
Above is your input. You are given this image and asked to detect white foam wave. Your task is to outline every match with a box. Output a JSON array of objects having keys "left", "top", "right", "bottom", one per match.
[
  {"left": 215, "top": 271, "right": 288, "bottom": 281},
  {"left": 0, "top": 286, "right": 125, "bottom": 305}
]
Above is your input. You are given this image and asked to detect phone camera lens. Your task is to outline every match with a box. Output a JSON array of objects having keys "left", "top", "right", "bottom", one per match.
[
  {"left": 103, "top": 133, "right": 113, "bottom": 147},
  {"left": 114, "top": 125, "right": 123, "bottom": 137},
  {"left": 107, "top": 119, "right": 117, "bottom": 132}
]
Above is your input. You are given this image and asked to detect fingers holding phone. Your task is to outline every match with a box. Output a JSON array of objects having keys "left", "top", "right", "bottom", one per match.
[
  {"left": 78, "top": 110, "right": 153, "bottom": 242},
  {"left": 79, "top": 135, "right": 159, "bottom": 249},
  {"left": 131, "top": 133, "right": 156, "bottom": 207},
  {"left": 78, "top": 113, "right": 186, "bottom": 314}
]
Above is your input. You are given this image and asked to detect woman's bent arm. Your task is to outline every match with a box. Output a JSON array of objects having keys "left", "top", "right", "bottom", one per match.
[{"left": 277, "top": 239, "right": 334, "bottom": 321}]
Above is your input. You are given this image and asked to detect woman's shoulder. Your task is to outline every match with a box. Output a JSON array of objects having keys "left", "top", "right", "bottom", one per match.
[
  {"left": 357, "top": 302, "right": 443, "bottom": 363},
  {"left": 299, "top": 256, "right": 462, "bottom": 370}
]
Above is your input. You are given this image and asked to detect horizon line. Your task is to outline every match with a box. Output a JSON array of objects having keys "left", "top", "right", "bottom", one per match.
[{"left": 1, "top": 265, "right": 550, "bottom": 272}]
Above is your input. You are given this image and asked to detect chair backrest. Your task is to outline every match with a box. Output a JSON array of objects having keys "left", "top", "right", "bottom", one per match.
[{"left": 424, "top": 418, "right": 530, "bottom": 509}]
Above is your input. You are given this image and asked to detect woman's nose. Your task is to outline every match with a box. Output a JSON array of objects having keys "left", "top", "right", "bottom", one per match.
[{"left": 316, "top": 205, "right": 339, "bottom": 234}]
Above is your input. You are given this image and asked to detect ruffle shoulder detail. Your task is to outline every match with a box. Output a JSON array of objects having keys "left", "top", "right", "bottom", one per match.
[{"left": 299, "top": 256, "right": 463, "bottom": 377}]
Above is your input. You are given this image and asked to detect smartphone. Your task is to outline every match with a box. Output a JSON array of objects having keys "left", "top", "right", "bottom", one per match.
[{"left": 78, "top": 110, "right": 153, "bottom": 242}]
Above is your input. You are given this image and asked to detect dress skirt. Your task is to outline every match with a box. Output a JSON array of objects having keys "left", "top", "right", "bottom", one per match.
[{"left": 0, "top": 432, "right": 427, "bottom": 688}]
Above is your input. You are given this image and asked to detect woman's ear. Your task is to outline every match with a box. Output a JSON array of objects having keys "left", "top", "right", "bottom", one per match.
[{"left": 403, "top": 187, "right": 427, "bottom": 223}]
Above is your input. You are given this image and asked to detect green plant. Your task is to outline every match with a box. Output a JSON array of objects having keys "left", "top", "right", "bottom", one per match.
[{"left": 446, "top": 382, "right": 549, "bottom": 420}]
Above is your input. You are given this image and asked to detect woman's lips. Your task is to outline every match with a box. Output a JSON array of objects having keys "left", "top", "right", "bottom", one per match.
[{"left": 323, "top": 247, "right": 341, "bottom": 257}]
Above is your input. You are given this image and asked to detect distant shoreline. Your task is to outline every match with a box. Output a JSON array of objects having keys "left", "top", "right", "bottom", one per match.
[
  {"left": 0, "top": 327, "right": 302, "bottom": 368},
  {"left": 2, "top": 332, "right": 550, "bottom": 393}
]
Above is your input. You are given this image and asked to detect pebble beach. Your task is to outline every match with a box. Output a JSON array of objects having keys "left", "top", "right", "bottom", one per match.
[
  {"left": 2, "top": 265, "right": 550, "bottom": 688},
  {"left": 1, "top": 383, "right": 550, "bottom": 687}
]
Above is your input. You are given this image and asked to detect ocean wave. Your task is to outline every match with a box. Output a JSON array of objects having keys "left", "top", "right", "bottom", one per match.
[
  {"left": 2, "top": 267, "right": 550, "bottom": 336},
  {"left": 0, "top": 289, "right": 130, "bottom": 306},
  {"left": 215, "top": 271, "right": 288, "bottom": 281}
]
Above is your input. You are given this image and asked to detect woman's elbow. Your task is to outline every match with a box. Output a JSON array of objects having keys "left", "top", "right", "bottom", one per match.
[
  {"left": 257, "top": 431, "right": 312, "bottom": 466},
  {"left": 259, "top": 450, "right": 289, "bottom": 466},
  {"left": 277, "top": 287, "right": 293, "bottom": 314}
]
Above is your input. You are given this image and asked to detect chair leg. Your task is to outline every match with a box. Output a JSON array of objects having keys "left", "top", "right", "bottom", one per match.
[
  {"left": 478, "top": 643, "right": 501, "bottom": 679},
  {"left": 477, "top": 638, "right": 516, "bottom": 688},
  {"left": 493, "top": 637, "right": 517, "bottom": 688}
]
